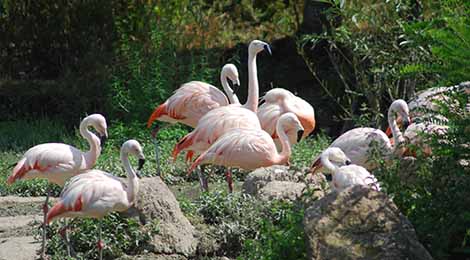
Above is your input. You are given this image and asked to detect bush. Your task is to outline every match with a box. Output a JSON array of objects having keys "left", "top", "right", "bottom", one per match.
[{"left": 378, "top": 91, "right": 470, "bottom": 259}]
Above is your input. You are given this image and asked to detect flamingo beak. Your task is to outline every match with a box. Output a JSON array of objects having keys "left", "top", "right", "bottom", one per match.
[
  {"left": 264, "top": 44, "right": 272, "bottom": 55},
  {"left": 403, "top": 117, "right": 411, "bottom": 129},
  {"left": 346, "top": 160, "right": 352, "bottom": 165},
  {"left": 233, "top": 79, "right": 240, "bottom": 93},
  {"left": 297, "top": 130, "right": 304, "bottom": 142},
  {"left": 100, "top": 135, "right": 107, "bottom": 149},
  {"left": 138, "top": 159, "right": 145, "bottom": 171}
]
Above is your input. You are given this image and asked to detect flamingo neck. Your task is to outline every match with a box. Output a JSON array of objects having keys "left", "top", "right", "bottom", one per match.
[
  {"left": 79, "top": 118, "right": 101, "bottom": 169},
  {"left": 221, "top": 74, "right": 240, "bottom": 105},
  {"left": 120, "top": 152, "right": 139, "bottom": 204},
  {"left": 244, "top": 51, "right": 259, "bottom": 112},
  {"left": 275, "top": 120, "right": 292, "bottom": 165},
  {"left": 387, "top": 109, "right": 405, "bottom": 156},
  {"left": 321, "top": 152, "right": 338, "bottom": 173}
]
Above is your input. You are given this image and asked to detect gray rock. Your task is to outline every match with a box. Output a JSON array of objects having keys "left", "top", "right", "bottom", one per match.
[
  {"left": 125, "top": 177, "right": 198, "bottom": 257},
  {"left": 258, "top": 181, "right": 306, "bottom": 202},
  {"left": 303, "top": 186, "right": 433, "bottom": 260},
  {"left": 242, "top": 166, "right": 328, "bottom": 202}
]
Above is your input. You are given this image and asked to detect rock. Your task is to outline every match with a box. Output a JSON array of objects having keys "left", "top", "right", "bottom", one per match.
[
  {"left": 117, "top": 253, "right": 187, "bottom": 260},
  {"left": 242, "top": 166, "right": 328, "bottom": 202},
  {"left": 125, "top": 177, "right": 198, "bottom": 258},
  {"left": 303, "top": 186, "right": 433, "bottom": 260},
  {"left": 258, "top": 181, "right": 306, "bottom": 202}
]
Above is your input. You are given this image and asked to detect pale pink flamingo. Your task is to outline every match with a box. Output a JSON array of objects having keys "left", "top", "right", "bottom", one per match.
[
  {"left": 172, "top": 40, "right": 271, "bottom": 191},
  {"left": 7, "top": 113, "right": 108, "bottom": 259},
  {"left": 188, "top": 113, "right": 304, "bottom": 188},
  {"left": 46, "top": 139, "right": 145, "bottom": 260},
  {"left": 257, "top": 88, "right": 315, "bottom": 150},
  {"left": 311, "top": 99, "right": 410, "bottom": 172},
  {"left": 146, "top": 63, "right": 241, "bottom": 129},
  {"left": 313, "top": 147, "right": 380, "bottom": 192}
]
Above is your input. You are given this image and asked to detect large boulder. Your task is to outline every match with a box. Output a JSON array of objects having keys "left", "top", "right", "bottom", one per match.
[
  {"left": 303, "top": 186, "right": 432, "bottom": 260},
  {"left": 124, "top": 177, "right": 198, "bottom": 258},
  {"left": 242, "top": 166, "right": 328, "bottom": 202}
]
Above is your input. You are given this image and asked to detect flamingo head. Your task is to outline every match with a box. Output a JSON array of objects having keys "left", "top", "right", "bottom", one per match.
[
  {"left": 279, "top": 112, "right": 304, "bottom": 143},
  {"left": 222, "top": 63, "right": 241, "bottom": 92},
  {"left": 390, "top": 99, "right": 411, "bottom": 127},
  {"left": 87, "top": 114, "right": 108, "bottom": 148},
  {"left": 122, "top": 139, "right": 145, "bottom": 177},
  {"left": 323, "top": 147, "right": 352, "bottom": 167},
  {"left": 249, "top": 40, "right": 272, "bottom": 56}
]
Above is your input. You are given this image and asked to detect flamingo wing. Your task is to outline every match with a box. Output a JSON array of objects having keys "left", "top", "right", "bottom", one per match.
[
  {"left": 189, "top": 128, "right": 276, "bottom": 172},
  {"left": 334, "top": 165, "right": 380, "bottom": 192},
  {"left": 8, "top": 143, "right": 85, "bottom": 185},
  {"left": 148, "top": 81, "right": 229, "bottom": 128}
]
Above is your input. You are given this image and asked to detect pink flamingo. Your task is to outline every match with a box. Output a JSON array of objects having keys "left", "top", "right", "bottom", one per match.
[
  {"left": 147, "top": 63, "right": 240, "bottom": 129},
  {"left": 172, "top": 40, "right": 271, "bottom": 191},
  {"left": 313, "top": 147, "right": 380, "bottom": 192},
  {"left": 7, "top": 114, "right": 108, "bottom": 259},
  {"left": 311, "top": 99, "right": 410, "bottom": 172},
  {"left": 188, "top": 113, "right": 304, "bottom": 183},
  {"left": 257, "top": 88, "right": 315, "bottom": 149},
  {"left": 46, "top": 139, "right": 145, "bottom": 260}
]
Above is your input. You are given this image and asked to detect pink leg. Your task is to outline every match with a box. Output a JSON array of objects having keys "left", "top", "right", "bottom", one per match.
[
  {"left": 40, "top": 188, "right": 50, "bottom": 260},
  {"left": 225, "top": 168, "right": 233, "bottom": 193}
]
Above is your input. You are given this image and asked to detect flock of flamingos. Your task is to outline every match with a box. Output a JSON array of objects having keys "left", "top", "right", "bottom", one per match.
[{"left": 5, "top": 40, "right": 445, "bottom": 259}]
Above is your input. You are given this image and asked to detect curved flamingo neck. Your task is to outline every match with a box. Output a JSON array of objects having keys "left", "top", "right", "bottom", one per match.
[
  {"left": 321, "top": 152, "right": 338, "bottom": 173},
  {"left": 387, "top": 109, "right": 405, "bottom": 155},
  {"left": 120, "top": 151, "right": 139, "bottom": 204},
  {"left": 220, "top": 73, "right": 240, "bottom": 105},
  {"left": 275, "top": 120, "right": 292, "bottom": 165},
  {"left": 244, "top": 51, "right": 259, "bottom": 112},
  {"left": 79, "top": 118, "right": 101, "bottom": 169}
]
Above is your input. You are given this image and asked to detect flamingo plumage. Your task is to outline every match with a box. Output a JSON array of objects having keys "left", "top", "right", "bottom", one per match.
[
  {"left": 172, "top": 40, "right": 271, "bottom": 160},
  {"left": 7, "top": 113, "right": 108, "bottom": 259},
  {"left": 46, "top": 139, "right": 145, "bottom": 260},
  {"left": 313, "top": 147, "right": 380, "bottom": 192},
  {"left": 257, "top": 88, "right": 315, "bottom": 150},
  {"left": 147, "top": 63, "right": 240, "bottom": 129},
  {"left": 188, "top": 112, "right": 304, "bottom": 175},
  {"left": 311, "top": 99, "right": 410, "bottom": 172}
]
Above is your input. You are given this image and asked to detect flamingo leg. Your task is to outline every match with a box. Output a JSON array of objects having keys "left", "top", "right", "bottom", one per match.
[
  {"left": 151, "top": 125, "right": 162, "bottom": 176},
  {"left": 197, "top": 165, "right": 209, "bottom": 192},
  {"left": 58, "top": 219, "right": 76, "bottom": 257},
  {"left": 97, "top": 219, "right": 104, "bottom": 260},
  {"left": 40, "top": 188, "right": 50, "bottom": 260},
  {"left": 225, "top": 167, "right": 233, "bottom": 193}
]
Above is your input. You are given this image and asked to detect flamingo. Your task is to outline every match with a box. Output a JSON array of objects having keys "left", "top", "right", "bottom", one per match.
[
  {"left": 7, "top": 113, "right": 108, "bottom": 259},
  {"left": 172, "top": 40, "right": 271, "bottom": 191},
  {"left": 313, "top": 147, "right": 380, "bottom": 192},
  {"left": 311, "top": 99, "right": 410, "bottom": 172},
  {"left": 146, "top": 63, "right": 241, "bottom": 129},
  {"left": 46, "top": 139, "right": 145, "bottom": 260},
  {"left": 257, "top": 88, "right": 315, "bottom": 150},
  {"left": 188, "top": 113, "right": 304, "bottom": 181}
]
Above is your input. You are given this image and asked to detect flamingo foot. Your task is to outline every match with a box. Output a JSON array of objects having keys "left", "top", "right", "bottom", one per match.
[{"left": 225, "top": 169, "right": 233, "bottom": 193}]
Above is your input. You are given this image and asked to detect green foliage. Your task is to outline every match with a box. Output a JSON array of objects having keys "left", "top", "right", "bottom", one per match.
[
  {"left": 44, "top": 213, "right": 157, "bottom": 259},
  {"left": 378, "top": 91, "right": 470, "bottom": 259},
  {"left": 290, "top": 133, "right": 331, "bottom": 167},
  {"left": 239, "top": 202, "right": 306, "bottom": 260}
]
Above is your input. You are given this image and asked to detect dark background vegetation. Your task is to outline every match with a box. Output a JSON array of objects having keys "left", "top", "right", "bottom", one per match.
[{"left": 0, "top": 0, "right": 469, "bottom": 259}]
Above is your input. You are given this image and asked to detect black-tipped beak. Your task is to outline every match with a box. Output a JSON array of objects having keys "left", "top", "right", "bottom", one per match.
[
  {"left": 297, "top": 130, "right": 304, "bottom": 142},
  {"left": 233, "top": 81, "right": 240, "bottom": 93},
  {"left": 100, "top": 135, "right": 107, "bottom": 149},
  {"left": 264, "top": 44, "right": 272, "bottom": 55},
  {"left": 138, "top": 159, "right": 145, "bottom": 171},
  {"left": 346, "top": 160, "right": 352, "bottom": 165},
  {"left": 403, "top": 118, "right": 410, "bottom": 129}
]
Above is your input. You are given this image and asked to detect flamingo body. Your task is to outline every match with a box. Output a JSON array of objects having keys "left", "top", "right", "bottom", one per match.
[
  {"left": 172, "top": 105, "right": 261, "bottom": 160},
  {"left": 47, "top": 171, "right": 131, "bottom": 222},
  {"left": 147, "top": 81, "right": 230, "bottom": 128},
  {"left": 258, "top": 88, "right": 315, "bottom": 149},
  {"left": 189, "top": 112, "right": 304, "bottom": 173}
]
